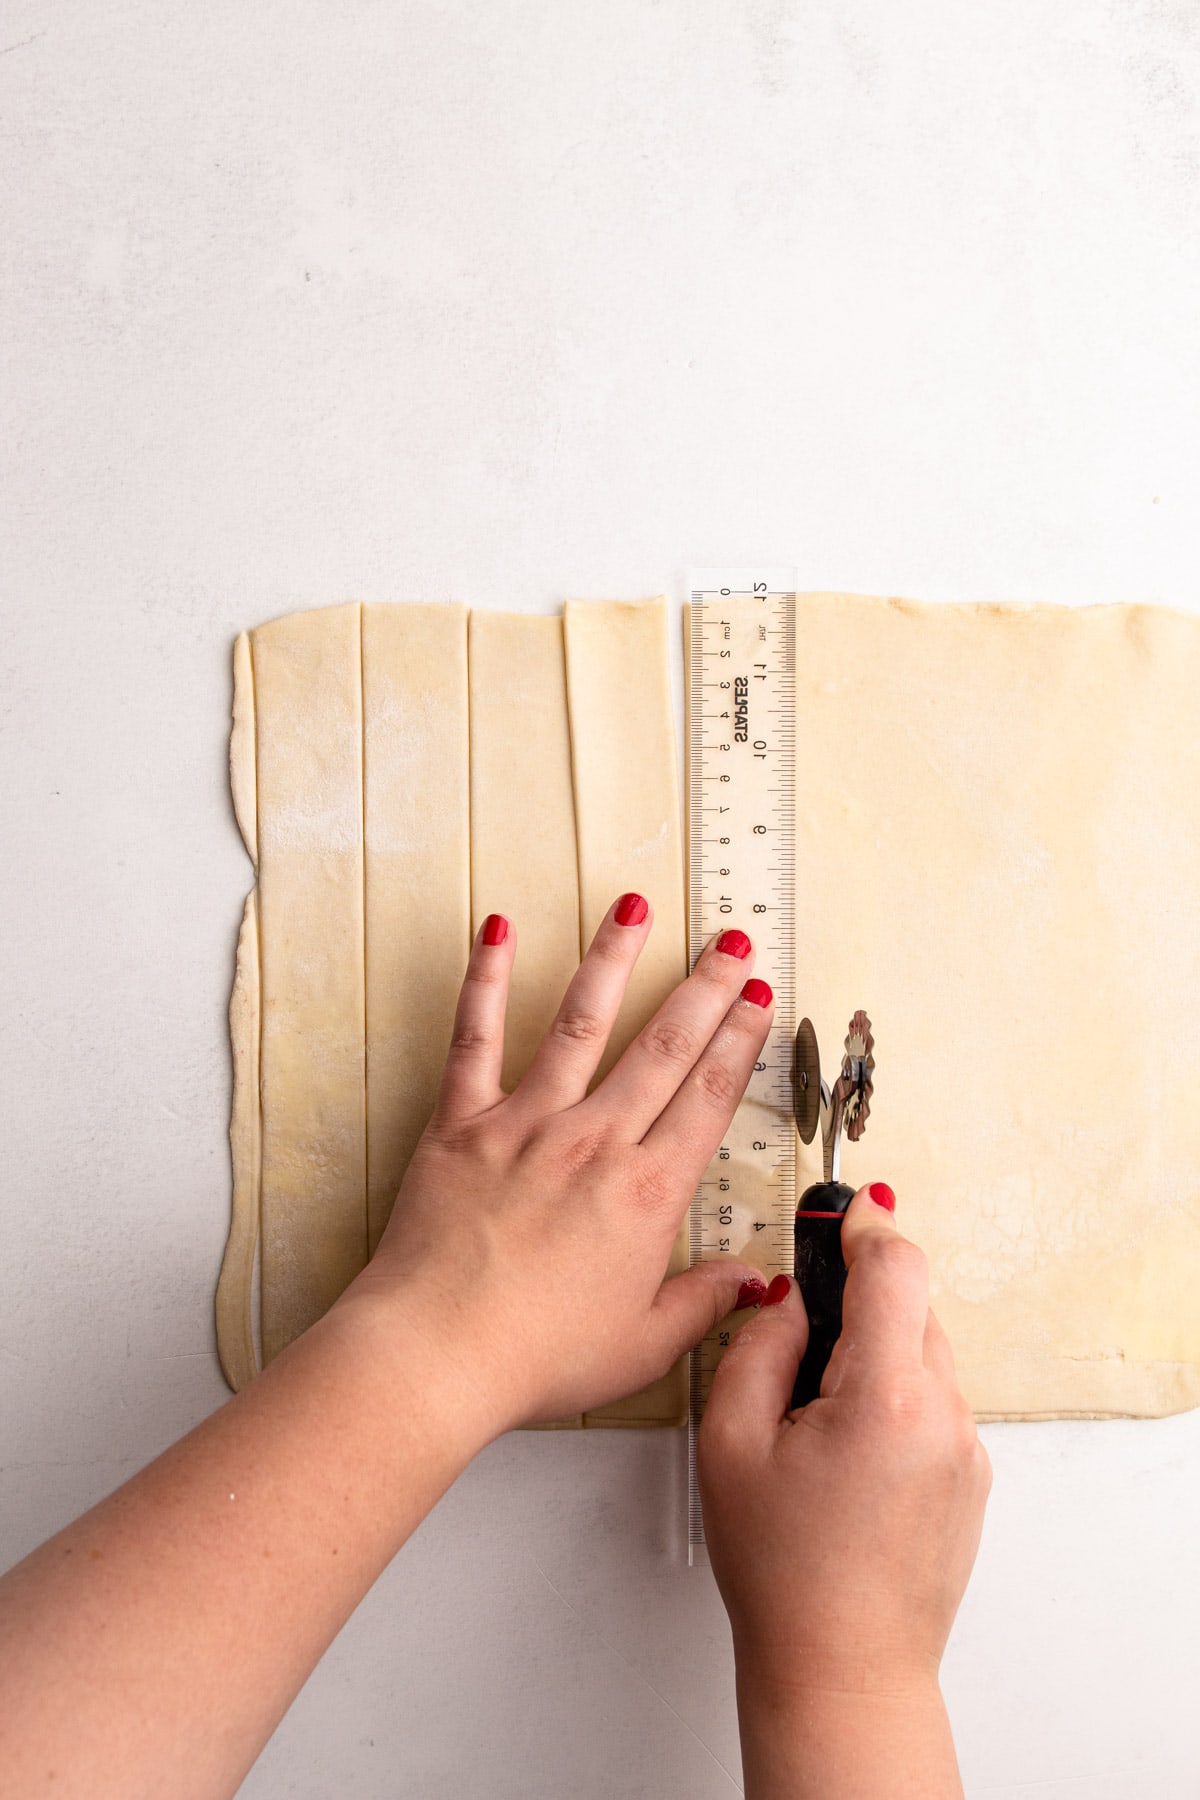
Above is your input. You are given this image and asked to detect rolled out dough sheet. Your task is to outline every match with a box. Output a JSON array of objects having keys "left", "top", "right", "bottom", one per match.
[
  {"left": 793, "top": 595, "right": 1200, "bottom": 1419},
  {"left": 218, "top": 598, "right": 690, "bottom": 1426}
]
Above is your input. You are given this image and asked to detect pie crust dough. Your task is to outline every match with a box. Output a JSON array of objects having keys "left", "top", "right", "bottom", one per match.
[
  {"left": 218, "top": 598, "right": 690, "bottom": 1425},
  {"left": 216, "top": 592, "right": 1199, "bottom": 1423},
  {"left": 252, "top": 605, "right": 369, "bottom": 1364},
  {"left": 793, "top": 595, "right": 1200, "bottom": 1419},
  {"left": 468, "top": 612, "right": 581, "bottom": 1091},
  {"left": 564, "top": 599, "right": 690, "bottom": 1425},
  {"left": 363, "top": 603, "right": 471, "bottom": 1253},
  {"left": 214, "top": 890, "right": 261, "bottom": 1393}
]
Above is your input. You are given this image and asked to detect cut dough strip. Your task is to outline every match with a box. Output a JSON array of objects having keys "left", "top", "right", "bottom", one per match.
[
  {"left": 564, "top": 598, "right": 688, "bottom": 1077},
  {"left": 253, "top": 603, "right": 369, "bottom": 1365},
  {"left": 467, "top": 612, "right": 587, "bottom": 1430},
  {"left": 564, "top": 597, "right": 690, "bottom": 1428},
  {"left": 364, "top": 604, "right": 471, "bottom": 1253},
  {"left": 468, "top": 612, "right": 582, "bottom": 1092}
]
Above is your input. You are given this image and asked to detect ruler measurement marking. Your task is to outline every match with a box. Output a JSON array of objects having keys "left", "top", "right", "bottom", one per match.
[{"left": 686, "top": 578, "right": 797, "bottom": 1563}]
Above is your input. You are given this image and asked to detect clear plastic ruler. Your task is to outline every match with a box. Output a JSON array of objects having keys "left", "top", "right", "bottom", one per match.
[{"left": 685, "top": 569, "right": 797, "bottom": 1565}]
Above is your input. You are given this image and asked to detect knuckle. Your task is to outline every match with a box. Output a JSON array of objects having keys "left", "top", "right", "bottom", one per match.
[
  {"left": 449, "top": 1025, "right": 493, "bottom": 1056},
  {"left": 627, "top": 1155, "right": 671, "bottom": 1211},
  {"left": 696, "top": 1403, "right": 743, "bottom": 1473},
  {"left": 890, "top": 1237, "right": 928, "bottom": 1277},
  {"left": 886, "top": 1239, "right": 928, "bottom": 1287},
  {"left": 694, "top": 1058, "right": 741, "bottom": 1108},
  {"left": 423, "top": 1114, "right": 474, "bottom": 1156},
  {"left": 867, "top": 1370, "right": 929, "bottom": 1429},
  {"left": 862, "top": 1234, "right": 927, "bottom": 1284},
  {"left": 463, "top": 960, "right": 505, "bottom": 990},
  {"left": 557, "top": 1127, "right": 609, "bottom": 1180},
  {"left": 590, "top": 931, "right": 630, "bottom": 967},
  {"left": 643, "top": 1017, "right": 700, "bottom": 1067},
  {"left": 931, "top": 1402, "right": 986, "bottom": 1486},
  {"left": 551, "top": 1008, "right": 607, "bottom": 1048},
  {"left": 948, "top": 1397, "right": 981, "bottom": 1459},
  {"left": 730, "top": 997, "right": 769, "bottom": 1037},
  {"left": 693, "top": 952, "right": 734, "bottom": 990}
]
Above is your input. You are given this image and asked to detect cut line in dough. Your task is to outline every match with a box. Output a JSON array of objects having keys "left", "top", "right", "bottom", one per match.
[{"left": 217, "top": 591, "right": 1200, "bottom": 1424}]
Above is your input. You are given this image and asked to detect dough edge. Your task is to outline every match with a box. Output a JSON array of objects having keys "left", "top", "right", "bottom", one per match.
[
  {"left": 216, "top": 634, "right": 262, "bottom": 1391},
  {"left": 215, "top": 889, "right": 262, "bottom": 1391}
]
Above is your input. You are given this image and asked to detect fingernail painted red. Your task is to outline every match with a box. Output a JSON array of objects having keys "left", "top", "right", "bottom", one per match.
[
  {"left": 482, "top": 913, "right": 508, "bottom": 946},
  {"left": 734, "top": 1277, "right": 768, "bottom": 1310},
  {"left": 762, "top": 1273, "right": 790, "bottom": 1306},
  {"left": 741, "top": 978, "right": 773, "bottom": 1009},
  {"left": 869, "top": 1181, "right": 896, "bottom": 1212},
  {"left": 716, "top": 929, "right": 752, "bottom": 960},
  {"left": 614, "top": 892, "right": 648, "bottom": 927}
]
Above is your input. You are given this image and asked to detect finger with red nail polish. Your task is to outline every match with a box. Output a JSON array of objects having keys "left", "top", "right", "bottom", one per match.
[
  {"left": 761, "top": 1273, "right": 791, "bottom": 1307},
  {"left": 614, "top": 892, "right": 648, "bottom": 927}
]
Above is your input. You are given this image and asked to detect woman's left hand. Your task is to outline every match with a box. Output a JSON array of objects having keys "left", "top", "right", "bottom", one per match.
[{"left": 344, "top": 894, "right": 774, "bottom": 1432}]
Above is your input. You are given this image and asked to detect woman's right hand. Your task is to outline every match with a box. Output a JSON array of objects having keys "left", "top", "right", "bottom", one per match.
[{"left": 698, "top": 1186, "right": 991, "bottom": 1798}]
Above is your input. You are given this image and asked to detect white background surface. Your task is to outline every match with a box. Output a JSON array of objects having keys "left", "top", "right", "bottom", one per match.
[{"left": 3, "top": 3, "right": 1200, "bottom": 1795}]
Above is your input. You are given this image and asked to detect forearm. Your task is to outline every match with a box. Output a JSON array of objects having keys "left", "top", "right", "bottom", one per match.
[
  {"left": 735, "top": 1658, "right": 963, "bottom": 1800},
  {"left": 0, "top": 1285, "right": 496, "bottom": 1800}
]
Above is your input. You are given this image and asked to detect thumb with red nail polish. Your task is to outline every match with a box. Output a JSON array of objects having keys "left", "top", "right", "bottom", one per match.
[{"left": 698, "top": 1178, "right": 991, "bottom": 1798}]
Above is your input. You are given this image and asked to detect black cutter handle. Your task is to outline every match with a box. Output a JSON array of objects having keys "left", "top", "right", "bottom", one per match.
[{"left": 791, "top": 1180, "right": 855, "bottom": 1409}]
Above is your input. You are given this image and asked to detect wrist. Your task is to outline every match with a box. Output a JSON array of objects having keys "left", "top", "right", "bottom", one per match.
[
  {"left": 733, "top": 1650, "right": 959, "bottom": 1800},
  {"left": 732, "top": 1634, "right": 943, "bottom": 1709},
  {"left": 323, "top": 1272, "right": 511, "bottom": 1461}
]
